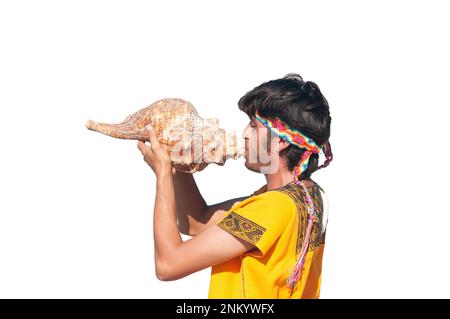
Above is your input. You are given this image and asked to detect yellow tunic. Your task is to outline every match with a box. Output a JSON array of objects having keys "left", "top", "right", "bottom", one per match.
[{"left": 208, "top": 182, "right": 327, "bottom": 299}]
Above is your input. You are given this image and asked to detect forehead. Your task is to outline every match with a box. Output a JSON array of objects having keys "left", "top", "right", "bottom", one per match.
[{"left": 250, "top": 116, "right": 265, "bottom": 128}]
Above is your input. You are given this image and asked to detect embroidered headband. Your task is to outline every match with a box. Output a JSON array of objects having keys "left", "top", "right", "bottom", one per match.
[
  {"left": 254, "top": 110, "right": 333, "bottom": 181},
  {"left": 254, "top": 109, "right": 333, "bottom": 292}
]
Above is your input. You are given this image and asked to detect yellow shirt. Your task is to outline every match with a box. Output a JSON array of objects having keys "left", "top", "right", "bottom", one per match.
[{"left": 208, "top": 182, "right": 327, "bottom": 299}]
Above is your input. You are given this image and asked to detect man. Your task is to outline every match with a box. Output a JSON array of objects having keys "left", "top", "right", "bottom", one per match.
[{"left": 137, "top": 73, "right": 333, "bottom": 298}]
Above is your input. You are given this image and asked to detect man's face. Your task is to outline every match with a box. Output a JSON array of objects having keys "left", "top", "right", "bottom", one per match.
[{"left": 242, "top": 116, "right": 280, "bottom": 174}]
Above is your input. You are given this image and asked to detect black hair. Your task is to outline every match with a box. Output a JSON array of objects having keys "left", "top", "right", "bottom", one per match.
[{"left": 238, "top": 73, "right": 332, "bottom": 180}]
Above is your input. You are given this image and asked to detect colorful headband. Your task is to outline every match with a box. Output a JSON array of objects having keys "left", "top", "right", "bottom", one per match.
[
  {"left": 254, "top": 110, "right": 333, "bottom": 293},
  {"left": 254, "top": 110, "right": 332, "bottom": 180}
]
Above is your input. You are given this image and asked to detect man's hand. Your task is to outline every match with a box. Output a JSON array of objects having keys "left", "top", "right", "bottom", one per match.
[{"left": 137, "top": 125, "right": 176, "bottom": 178}]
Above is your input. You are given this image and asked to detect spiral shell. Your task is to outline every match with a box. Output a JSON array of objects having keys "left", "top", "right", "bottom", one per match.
[{"left": 86, "top": 98, "right": 244, "bottom": 173}]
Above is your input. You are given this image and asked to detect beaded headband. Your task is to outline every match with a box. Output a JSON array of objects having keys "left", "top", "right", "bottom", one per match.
[{"left": 254, "top": 109, "right": 333, "bottom": 293}]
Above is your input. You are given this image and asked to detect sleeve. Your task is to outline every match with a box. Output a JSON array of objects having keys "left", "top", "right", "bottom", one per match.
[{"left": 216, "top": 191, "right": 294, "bottom": 257}]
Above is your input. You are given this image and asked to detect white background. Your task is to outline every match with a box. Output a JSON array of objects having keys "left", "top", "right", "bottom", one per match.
[{"left": 0, "top": 0, "right": 449, "bottom": 298}]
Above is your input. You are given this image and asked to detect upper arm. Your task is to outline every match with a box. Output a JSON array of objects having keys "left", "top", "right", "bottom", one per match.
[
  {"left": 188, "top": 196, "right": 250, "bottom": 236},
  {"left": 157, "top": 192, "right": 293, "bottom": 281},
  {"left": 157, "top": 224, "right": 257, "bottom": 281}
]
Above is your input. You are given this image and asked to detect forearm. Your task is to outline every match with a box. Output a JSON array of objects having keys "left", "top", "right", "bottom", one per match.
[
  {"left": 172, "top": 171, "right": 207, "bottom": 234},
  {"left": 154, "top": 171, "right": 182, "bottom": 269}
]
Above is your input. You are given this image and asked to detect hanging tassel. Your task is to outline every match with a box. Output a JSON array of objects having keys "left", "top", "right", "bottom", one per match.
[
  {"left": 287, "top": 219, "right": 314, "bottom": 289},
  {"left": 287, "top": 179, "right": 320, "bottom": 295}
]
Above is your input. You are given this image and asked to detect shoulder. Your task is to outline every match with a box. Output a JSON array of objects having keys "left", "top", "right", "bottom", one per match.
[
  {"left": 236, "top": 189, "right": 297, "bottom": 220},
  {"left": 257, "top": 189, "right": 297, "bottom": 204}
]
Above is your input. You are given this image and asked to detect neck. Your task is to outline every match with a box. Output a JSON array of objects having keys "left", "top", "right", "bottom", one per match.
[
  {"left": 263, "top": 158, "right": 315, "bottom": 190},
  {"left": 265, "top": 171, "right": 294, "bottom": 191},
  {"left": 265, "top": 172, "right": 315, "bottom": 190}
]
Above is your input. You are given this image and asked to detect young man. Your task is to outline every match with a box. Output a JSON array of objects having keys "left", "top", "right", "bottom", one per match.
[{"left": 137, "top": 73, "right": 333, "bottom": 298}]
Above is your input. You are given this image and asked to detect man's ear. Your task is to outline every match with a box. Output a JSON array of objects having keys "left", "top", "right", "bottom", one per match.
[{"left": 278, "top": 137, "right": 290, "bottom": 152}]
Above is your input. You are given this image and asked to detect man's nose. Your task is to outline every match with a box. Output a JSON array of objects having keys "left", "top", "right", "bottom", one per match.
[{"left": 242, "top": 125, "right": 251, "bottom": 139}]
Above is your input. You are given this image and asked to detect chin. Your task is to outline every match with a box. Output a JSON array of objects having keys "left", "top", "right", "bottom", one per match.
[{"left": 244, "top": 159, "right": 260, "bottom": 173}]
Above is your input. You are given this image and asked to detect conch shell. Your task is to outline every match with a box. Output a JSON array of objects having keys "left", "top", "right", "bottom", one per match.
[{"left": 86, "top": 98, "right": 244, "bottom": 173}]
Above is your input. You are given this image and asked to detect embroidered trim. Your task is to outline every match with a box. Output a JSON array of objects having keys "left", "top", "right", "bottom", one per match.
[
  {"left": 320, "top": 229, "right": 326, "bottom": 245},
  {"left": 217, "top": 211, "right": 266, "bottom": 245},
  {"left": 276, "top": 184, "right": 324, "bottom": 255}
]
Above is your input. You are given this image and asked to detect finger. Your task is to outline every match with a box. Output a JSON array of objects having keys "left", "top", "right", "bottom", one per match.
[
  {"left": 146, "top": 125, "right": 160, "bottom": 149},
  {"left": 137, "top": 140, "right": 145, "bottom": 153},
  {"left": 137, "top": 140, "right": 153, "bottom": 155}
]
